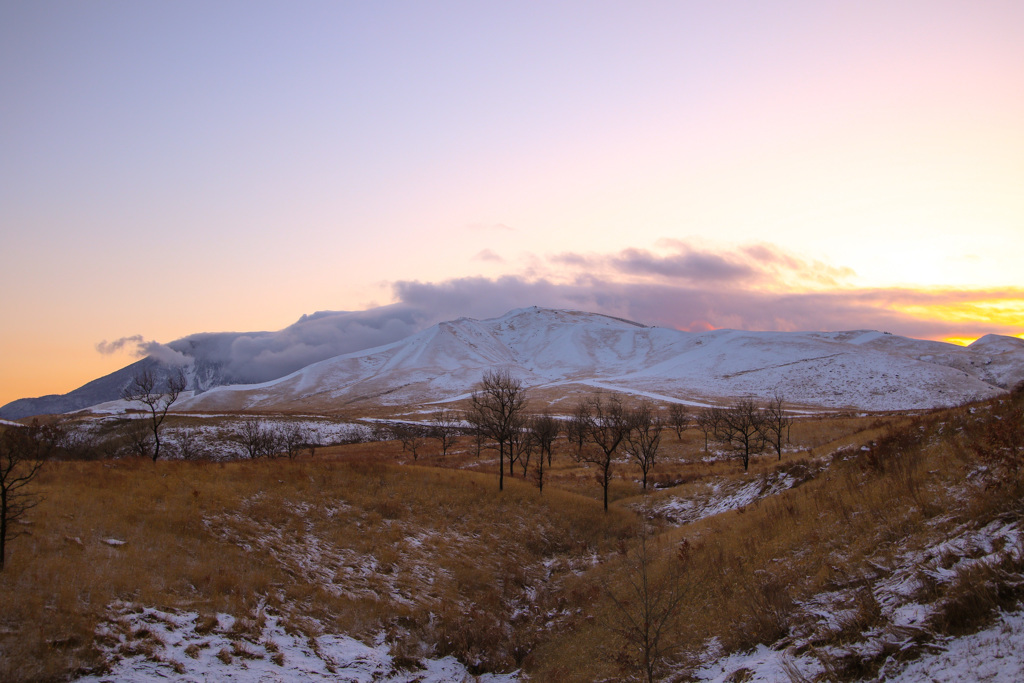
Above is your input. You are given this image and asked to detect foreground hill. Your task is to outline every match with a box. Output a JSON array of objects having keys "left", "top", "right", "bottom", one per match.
[
  {"left": 3, "top": 389, "right": 1023, "bottom": 681},
  {"left": 177, "top": 307, "right": 1023, "bottom": 413}
]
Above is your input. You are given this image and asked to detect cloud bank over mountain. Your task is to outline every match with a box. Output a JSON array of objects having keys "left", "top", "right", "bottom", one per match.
[{"left": 79, "top": 241, "right": 1020, "bottom": 397}]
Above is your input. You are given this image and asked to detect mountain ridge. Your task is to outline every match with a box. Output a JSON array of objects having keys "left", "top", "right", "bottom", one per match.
[
  {"left": 3, "top": 307, "right": 1022, "bottom": 419},
  {"left": 174, "top": 307, "right": 1022, "bottom": 413}
]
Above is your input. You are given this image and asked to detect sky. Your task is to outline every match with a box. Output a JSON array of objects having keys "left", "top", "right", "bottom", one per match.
[{"left": 2, "top": 0, "right": 1023, "bottom": 407}]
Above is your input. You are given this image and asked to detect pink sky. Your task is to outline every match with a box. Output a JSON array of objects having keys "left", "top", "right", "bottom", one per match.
[{"left": 1, "top": 1, "right": 1022, "bottom": 407}]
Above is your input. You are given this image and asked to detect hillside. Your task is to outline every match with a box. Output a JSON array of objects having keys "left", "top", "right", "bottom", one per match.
[
  {"left": 2, "top": 390, "right": 1023, "bottom": 681},
  {"left": 4, "top": 307, "right": 1022, "bottom": 420},
  {"left": 176, "top": 307, "right": 1021, "bottom": 413}
]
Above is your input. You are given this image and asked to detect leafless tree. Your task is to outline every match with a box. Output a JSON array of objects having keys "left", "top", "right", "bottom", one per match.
[
  {"left": 573, "top": 394, "right": 632, "bottom": 512},
  {"left": 667, "top": 403, "right": 690, "bottom": 441},
  {"left": 695, "top": 407, "right": 721, "bottom": 454},
  {"left": 371, "top": 422, "right": 394, "bottom": 442},
  {"left": 760, "top": 390, "right": 793, "bottom": 461},
  {"left": 511, "top": 423, "right": 537, "bottom": 478},
  {"left": 606, "top": 514, "right": 691, "bottom": 683},
  {"left": 567, "top": 401, "right": 589, "bottom": 455},
  {"left": 173, "top": 426, "right": 207, "bottom": 460},
  {"left": 1, "top": 422, "right": 52, "bottom": 570},
  {"left": 528, "top": 412, "right": 561, "bottom": 494},
  {"left": 233, "top": 417, "right": 279, "bottom": 459},
  {"left": 626, "top": 402, "right": 664, "bottom": 491},
  {"left": 472, "top": 427, "right": 487, "bottom": 458},
  {"left": 430, "top": 408, "right": 460, "bottom": 456},
  {"left": 306, "top": 433, "right": 321, "bottom": 459},
  {"left": 467, "top": 369, "right": 527, "bottom": 491},
  {"left": 114, "top": 417, "right": 152, "bottom": 459},
  {"left": 278, "top": 423, "right": 311, "bottom": 460},
  {"left": 120, "top": 367, "right": 187, "bottom": 462},
  {"left": 531, "top": 413, "right": 559, "bottom": 468},
  {"left": 717, "top": 399, "right": 766, "bottom": 471},
  {"left": 393, "top": 423, "right": 428, "bottom": 460}
]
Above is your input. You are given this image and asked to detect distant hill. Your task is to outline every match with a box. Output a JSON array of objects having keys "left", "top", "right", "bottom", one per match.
[
  {"left": 4, "top": 307, "right": 1022, "bottom": 419},
  {"left": 175, "top": 308, "right": 1024, "bottom": 413}
]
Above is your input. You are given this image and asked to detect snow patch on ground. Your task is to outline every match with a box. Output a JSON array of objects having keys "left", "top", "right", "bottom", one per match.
[
  {"left": 645, "top": 465, "right": 809, "bottom": 526},
  {"left": 690, "top": 518, "right": 1024, "bottom": 682},
  {"left": 73, "top": 604, "right": 518, "bottom": 682},
  {"left": 691, "top": 609, "right": 1024, "bottom": 683}
]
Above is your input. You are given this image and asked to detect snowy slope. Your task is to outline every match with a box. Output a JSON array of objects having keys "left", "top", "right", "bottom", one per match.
[{"left": 176, "top": 308, "right": 1023, "bottom": 413}]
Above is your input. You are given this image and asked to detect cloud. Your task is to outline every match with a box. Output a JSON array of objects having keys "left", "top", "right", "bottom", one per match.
[
  {"left": 164, "top": 304, "right": 430, "bottom": 384},
  {"left": 98, "top": 242, "right": 1022, "bottom": 390},
  {"left": 474, "top": 249, "right": 505, "bottom": 262},
  {"left": 96, "top": 335, "right": 145, "bottom": 355},
  {"left": 140, "top": 341, "right": 194, "bottom": 367},
  {"left": 611, "top": 246, "right": 757, "bottom": 282},
  {"left": 390, "top": 275, "right": 1024, "bottom": 342},
  {"left": 548, "top": 240, "right": 854, "bottom": 289},
  {"left": 96, "top": 335, "right": 192, "bottom": 367}
]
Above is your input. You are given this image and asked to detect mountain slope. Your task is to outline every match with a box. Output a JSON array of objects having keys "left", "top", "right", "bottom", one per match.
[
  {"left": 0, "top": 305, "right": 427, "bottom": 419},
  {"left": 176, "top": 308, "right": 1022, "bottom": 413}
]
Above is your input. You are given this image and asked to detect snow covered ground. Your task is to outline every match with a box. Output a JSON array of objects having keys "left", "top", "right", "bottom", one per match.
[
  {"left": 73, "top": 604, "right": 518, "bottom": 683},
  {"left": 691, "top": 609, "right": 1024, "bottom": 683},
  {"left": 645, "top": 464, "right": 809, "bottom": 525},
  {"left": 690, "top": 518, "right": 1024, "bottom": 682}
]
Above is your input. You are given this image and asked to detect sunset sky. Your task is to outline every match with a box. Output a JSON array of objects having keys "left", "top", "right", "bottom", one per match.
[{"left": 2, "top": 1, "right": 1023, "bottom": 407}]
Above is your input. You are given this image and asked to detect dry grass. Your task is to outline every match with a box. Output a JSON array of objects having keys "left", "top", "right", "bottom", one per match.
[
  {"left": 0, "top": 453, "right": 634, "bottom": 681},
  {"left": 3, "top": 397, "right": 1021, "bottom": 682}
]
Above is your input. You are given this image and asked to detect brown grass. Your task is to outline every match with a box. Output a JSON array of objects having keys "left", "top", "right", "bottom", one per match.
[{"left": 2, "top": 399, "right": 1020, "bottom": 682}]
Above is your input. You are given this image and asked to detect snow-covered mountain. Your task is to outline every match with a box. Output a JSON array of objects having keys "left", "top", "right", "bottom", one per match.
[
  {"left": 4, "top": 307, "right": 1021, "bottom": 419},
  {"left": 173, "top": 307, "right": 1024, "bottom": 413},
  {"left": 0, "top": 306, "right": 427, "bottom": 419}
]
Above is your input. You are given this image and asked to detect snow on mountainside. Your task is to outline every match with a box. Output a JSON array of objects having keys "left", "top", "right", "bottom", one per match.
[{"left": 175, "top": 307, "right": 1023, "bottom": 413}]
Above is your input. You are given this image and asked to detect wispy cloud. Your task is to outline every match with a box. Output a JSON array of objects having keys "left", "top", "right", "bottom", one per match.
[
  {"left": 474, "top": 249, "right": 505, "bottom": 263},
  {"left": 547, "top": 240, "right": 856, "bottom": 290},
  {"left": 95, "top": 335, "right": 146, "bottom": 355},
  {"left": 96, "top": 335, "right": 193, "bottom": 366}
]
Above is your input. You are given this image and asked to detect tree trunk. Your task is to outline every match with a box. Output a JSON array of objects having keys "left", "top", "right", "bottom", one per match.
[
  {"left": 1, "top": 489, "right": 7, "bottom": 570},
  {"left": 498, "top": 442, "right": 504, "bottom": 491}
]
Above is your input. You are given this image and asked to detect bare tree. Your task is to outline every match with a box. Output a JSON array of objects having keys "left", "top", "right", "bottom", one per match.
[
  {"left": 626, "top": 402, "right": 664, "bottom": 491},
  {"left": 717, "top": 399, "right": 766, "bottom": 471},
  {"left": 233, "top": 418, "right": 278, "bottom": 459},
  {"left": 606, "top": 515, "right": 691, "bottom": 683},
  {"left": 567, "top": 402, "right": 589, "bottom": 455},
  {"left": 114, "top": 417, "right": 152, "bottom": 459},
  {"left": 695, "top": 407, "right": 721, "bottom": 454},
  {"left": 467, "top": 369, "right": 527, "bottom": 491},
  {"left": 760, "top": 390, "right": 792, "bottom": 461},
  {"left": 173, "top": 426, "right": 207, "bottom": 460},
  {"left": 667, "top": 403, "right": 690, "bottom": 441},
  {"left": 305, "top": 432, "right": 321, "bottom": 459},
  {"left": 1, "top": 422, "right": 51, "bottom": 570},
  {"left": 573, "top": 394, "right": 632, "bottom": 512},
  {"left": 278, "top": 423, "right": 311, "bottom": 460},
  {"left": 532, "top": 413, "right": 559, "bottom": 468},
  {"left": 430, "top": 408, "right": 460, "bottom": 456},
  {"left": 121, "top": 367, "right": 187, "bottom": 462},
  {"left": 393, "top": 423, "right": 427, "bottom": 460},
  {"left": 511, "top": 423, "right": 537, "bottom": 478}
]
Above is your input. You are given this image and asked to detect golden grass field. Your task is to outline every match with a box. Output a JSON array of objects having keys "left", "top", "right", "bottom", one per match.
[{"left": 1, "top": 393, "right": 1022, "bottom": 682}]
